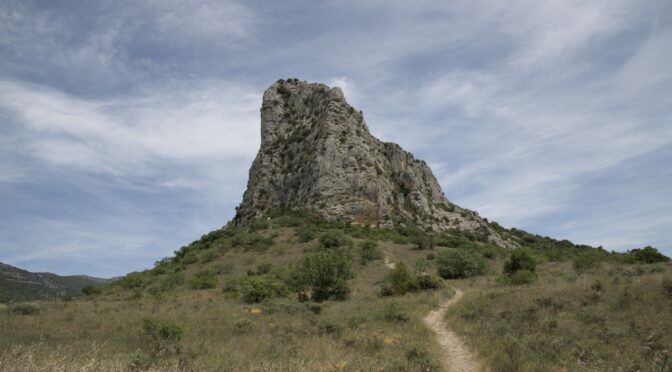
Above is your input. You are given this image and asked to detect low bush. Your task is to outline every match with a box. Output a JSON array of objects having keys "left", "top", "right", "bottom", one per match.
[
  {"left": 624, "top": 246, "right": 670, "bottom": 264},
  {"left": 142, "top": 318, "right": 183, "bottom": 344},
  {"left": 503, "top": 249, "right": 536, "bottom": 275},
  {"left": 296, "top": 226, "right": 316, "bottom": 242},
  {"left": 382, "top": 302, "right": 409, "bottom": 322},
  {"left": 235, "top": 276, "right": 287, "bottom": 303},
  {"left": 81, "top": 285, "right": 101, "bottom": 296},
  {"left": 436, "top": 249, "right": 487, "bottom": 279},
  {"left": 412, "top": 235, "right": 434, "bottom": 250},
  {"left": 115, "top": 271, "right": 147, "bottom": 289},
  {"left": 359, "top": 240, "right": 381, "bottom": 263},
  {"left": 381, "top": 262, "right": 443, "bottom": 295},
  {"left": 319, "top": 231, "right": 348, "bottom": 249},
  {"left": 188, "top": 270, "right": 217, "bottom": 290},
  {"left": 289, "top": 249, "right": 354, "bottom": 302},
  {"left": 500, "top": 269, "right": 537, "bottom": 285},
  {"left": 572, "top": 250, "right": 601, "bottom": 273}
]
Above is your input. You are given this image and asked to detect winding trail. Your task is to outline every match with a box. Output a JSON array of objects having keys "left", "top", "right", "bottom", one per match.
[{"left": 424, "top": 289, "right": 483, "bottom": 372}]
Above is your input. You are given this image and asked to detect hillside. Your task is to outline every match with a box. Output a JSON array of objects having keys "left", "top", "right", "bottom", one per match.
[
  {"left": 0, "top": 261, "right": 109, "bottom": 303},
  {"left": 1, "top": 214, "right": 669, "bottom": 370},
  {"left": 1, "top": 80, "right": 670, "bottom": 371}
]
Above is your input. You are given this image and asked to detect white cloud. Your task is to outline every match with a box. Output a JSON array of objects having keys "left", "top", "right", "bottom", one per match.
[{"left": 0, "top": 79, "right": 261, "bottom": 179}]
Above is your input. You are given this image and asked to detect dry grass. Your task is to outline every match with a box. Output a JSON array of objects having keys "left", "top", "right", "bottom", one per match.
[
  {"left": 446, "top": 261, "right": 672, "bottom": 371},
  {"left": 0, "top": 228, "right": 449, "bottom": 371}
]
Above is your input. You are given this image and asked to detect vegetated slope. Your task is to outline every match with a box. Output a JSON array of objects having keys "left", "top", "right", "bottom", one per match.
[
  {"left": 2, "top": 211, "right": 668, "bottom": 371},
  {"left": 0, "top": 261, "right": 109, "bottom": 303}
]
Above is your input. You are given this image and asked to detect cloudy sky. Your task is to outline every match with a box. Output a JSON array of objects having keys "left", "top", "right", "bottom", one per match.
[{"left": 1, "top": 0, "right": 671, "bottom": 277}]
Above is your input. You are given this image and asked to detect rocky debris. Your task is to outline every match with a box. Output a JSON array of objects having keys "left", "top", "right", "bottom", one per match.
[{"left": 233, "top": 78, "right": 513, "bottom": 247}]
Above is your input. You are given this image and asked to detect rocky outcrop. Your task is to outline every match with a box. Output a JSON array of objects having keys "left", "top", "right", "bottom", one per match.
[{"left": 233, "top": 79, "right": 512, "bottom": 247}]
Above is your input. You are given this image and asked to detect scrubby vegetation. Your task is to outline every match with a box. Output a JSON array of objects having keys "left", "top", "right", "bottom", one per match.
[{"left": 1, "top": 209, "right": 669, "bottom": 370}]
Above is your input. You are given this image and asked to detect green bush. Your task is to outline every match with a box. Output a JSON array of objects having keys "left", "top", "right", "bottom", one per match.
[
  {"left": 416, "top": 273, "right": 443, "bottom": 290},
  {"left": 436, "top": 249, "right": 486, "bottom": 279},
  {"left": 188, "top": 270, "right": 217, "bottom": 290},
  {"left": 386, "top": 262, "right": 418, "bottom": 295},
  {"left": 289, "top": 249, "right": 354, "bottom": 302},
  {"left": 142, "top": 318, "right": 183, "bottom": 344},
  {"left": 625, "top": 246, "right": 670, "bottom": 264},
  {"left": 381, "top": 262, "right": 442, "bottom": 295},
  {"left": 412, "top": 235, "right": 434, "bottom": 250},
  {"left": 572, "top": 250, "right": 601, "bottom": 273},
  {"left": 501, "top": 269, "right": 537, "bottom": 285},
  {"left": 319, "top": 231, "right": 348, "bottom": 249},
  {"left": 503, "top": 249, "right": 536, "bottom": 275},
  {"left": 81, "top": 285, "right": 101, "bottom": 296},
  {"left": 296, "top": 226, "right": 316, "bottom": 242},
  {"left": 382, "top": 302, "right": 409, "bottom": 322},
  {"left": 235, "top": 276, "right": 287, "bottom": 303},
  {"left": 115, "top": 271, "right": 147, "bottom": 289},
  {"left": 359, "top": 240, "right": 381, "bottom": 263}
]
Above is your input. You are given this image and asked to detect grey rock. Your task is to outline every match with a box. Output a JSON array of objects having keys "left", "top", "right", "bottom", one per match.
[{"left": 233, "top": 79, "right": 514, "bottom": 247}]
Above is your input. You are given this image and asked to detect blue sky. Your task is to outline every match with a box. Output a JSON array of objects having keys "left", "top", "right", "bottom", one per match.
[{"left": 1, "top": 0, "right": 671, "bottom": 277}]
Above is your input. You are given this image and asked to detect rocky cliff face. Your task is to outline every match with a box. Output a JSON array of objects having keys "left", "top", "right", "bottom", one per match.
[{"left": 233, "top": 79, "right": 511, "bottom": 247}]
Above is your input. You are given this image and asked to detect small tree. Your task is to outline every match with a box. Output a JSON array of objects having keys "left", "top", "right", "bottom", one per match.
[
  {"left": 436, "top": 249, "right": 486, "bottom": 279},
  {"left": 290, "top": 249, "right": 354, "bottom": 302},
  {"left": 81, "top": 285, "right": 101, "bottom": 296},
  {"left": 503, "top": 249, "right": 536, "bottom": 275}
]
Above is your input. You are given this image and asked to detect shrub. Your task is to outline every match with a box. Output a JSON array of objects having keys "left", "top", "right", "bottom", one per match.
[
  {"left": 188, "top": 270, "right": 217, "bottom": 290},
  {"left": 381, "top": 262, "right": 442, "bottom": 295},
  {"left": 142, "top": 318, "right": 183, "bottom": 344},
  {"left": 501, "top": 269, "right": 537, "bottom": 285},
  {"left": 386, "top": 262, "right": 418, "bottom": 294},
  {"left": 235, "top": 276, "right": 288, "bottom": 303},
  {"left": 416, "top": 273, "right": 443, "bottom": 290},
  {"left": 359, "top": 240, "right": 381, "bottom": 263},
  {"left": 115, "top": 271, "right": 146, "bottom": 289},
  {"left": 436, "top": 249, "right": 486, "bottom": 279},
  {"left": 319, "top": 231, "right": 348, "bottom": 249},
  {"left": 572, "top": 250, "right": 601, "bottom": 273},
  {"left": 9, "top": 303, "right": 39, "bottom": 315},
  {"left": 503, "top": 249, "right": 536, "bottom": 275},
  {"left": 382, "top": 302, "right": 409, "bottom": 322},
  {"left": 81, "top": 284, "right": 101, "bottom": 296},
  {"left": 289, "top": 249, "right": 354, "bottom": 302},
  {"left": 296, "top": 226, "right": 316, "bottom": 242},
  {"left": 412, "top": 235, "right": 434, "bottom": 250},
  {"left": 625, "top": 246, "right": 670, "bottom": 264}
]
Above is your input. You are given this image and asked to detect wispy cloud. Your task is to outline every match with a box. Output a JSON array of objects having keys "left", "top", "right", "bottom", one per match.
[{"left": 1, "top": 0, "right": 670, "bottom": 275}]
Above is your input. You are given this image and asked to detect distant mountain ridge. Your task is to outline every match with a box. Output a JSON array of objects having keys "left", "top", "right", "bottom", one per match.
[{"left": 0, "top": 261, "right": 109, "bottom": 303}]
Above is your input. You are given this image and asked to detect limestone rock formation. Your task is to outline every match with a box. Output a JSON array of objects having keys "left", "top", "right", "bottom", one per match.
[{"left": 233, "top": 79, "right": 511, "bottom": 247}]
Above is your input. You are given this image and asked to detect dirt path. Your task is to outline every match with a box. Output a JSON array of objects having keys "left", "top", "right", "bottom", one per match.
[{"left": 424, "top": 289, "right": 482, "bottom": 372}]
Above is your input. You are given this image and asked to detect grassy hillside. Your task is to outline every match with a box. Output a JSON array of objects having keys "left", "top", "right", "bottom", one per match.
[{"left": 1, "top": 212, "right": 669, "bottom": 371}]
